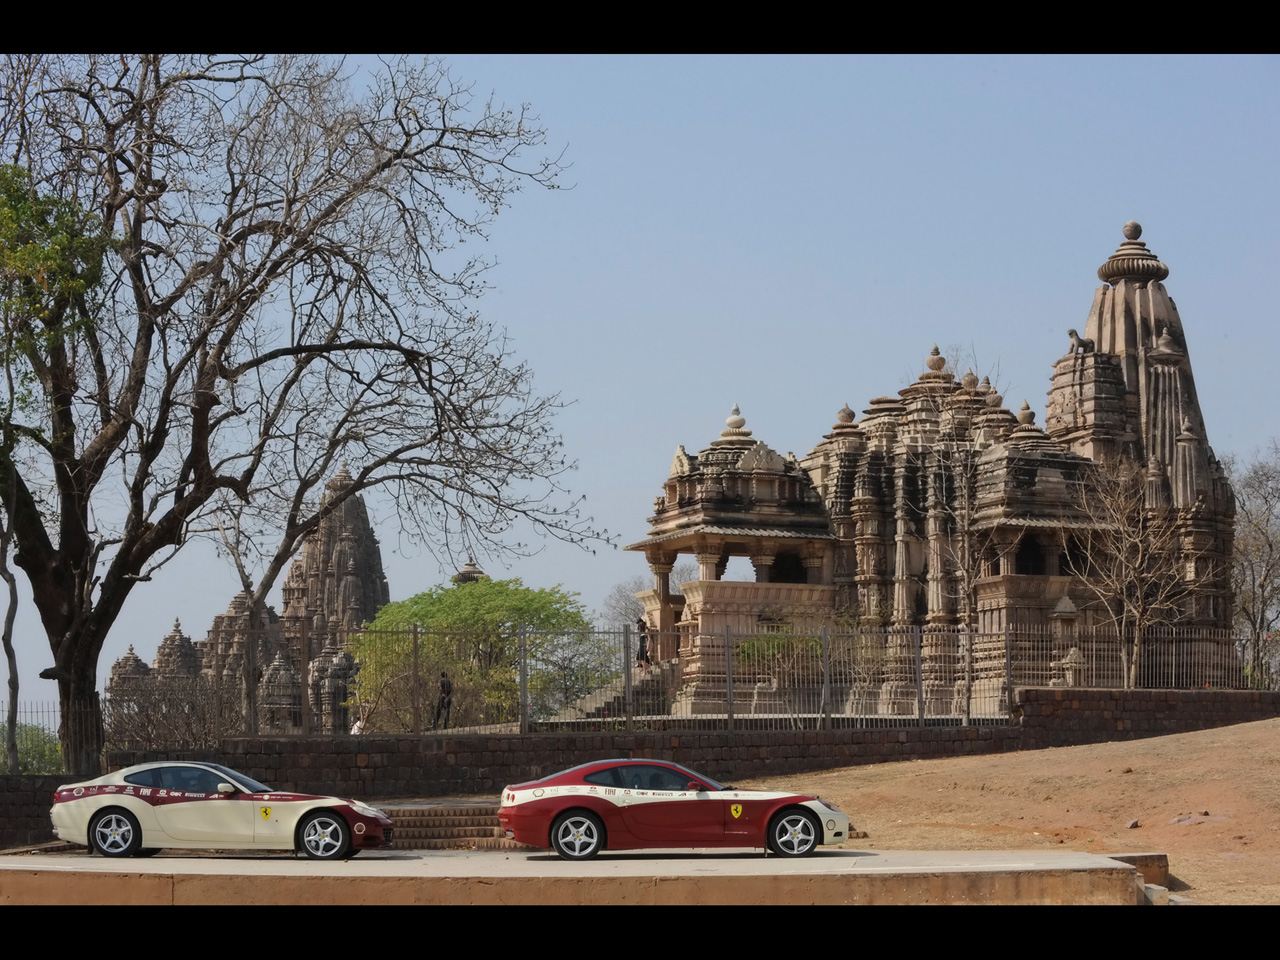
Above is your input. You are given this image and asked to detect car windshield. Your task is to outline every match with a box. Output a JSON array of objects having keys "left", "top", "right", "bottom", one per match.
[
  {"left": 662, "top": 762, "right": 726, "bottom": 791},
  {"left": 205, "top": 763, "right": 272, "bottom": 794}
]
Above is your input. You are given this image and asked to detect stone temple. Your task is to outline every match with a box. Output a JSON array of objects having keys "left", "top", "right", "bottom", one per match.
[
  {"left": 626, "top": 223, "right": 1235, "bottom": 710},
  {"left": 109, "top": 466, "right": 390, "bottom": 734}
]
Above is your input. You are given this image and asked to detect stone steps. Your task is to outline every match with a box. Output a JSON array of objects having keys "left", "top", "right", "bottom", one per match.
[{"left": 382, "top": 805, "right": 532, "bottom": 851}]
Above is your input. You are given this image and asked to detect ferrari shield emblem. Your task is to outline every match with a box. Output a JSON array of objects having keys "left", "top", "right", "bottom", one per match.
[
  {"left": 259, "top": 806, "right": 272, "bottom": 821},
  {"left": 731, "top": 803, "right": 743, "bottom": 819}
]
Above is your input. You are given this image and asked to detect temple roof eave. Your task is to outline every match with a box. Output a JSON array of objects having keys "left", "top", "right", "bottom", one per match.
[{"left": 625, "top": 525, "right": 838, "bottom": 553}]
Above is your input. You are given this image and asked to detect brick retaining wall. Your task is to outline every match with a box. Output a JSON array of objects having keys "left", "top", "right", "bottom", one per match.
[
  {"left": 1015, "top": 687, "right": 1280, "bottom": 747},
  {"left": 6, "top": 687, "right": 1280, "bottom": 848},
  {"left": 0, "top": 775, "right": 64, "bottom": 849}
]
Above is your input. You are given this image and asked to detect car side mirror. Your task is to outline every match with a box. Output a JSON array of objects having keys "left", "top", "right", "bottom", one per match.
[
  {"left": 217, "top": 782, "right": 236, "bottom": 794},
  {"left": 688, "top": 781, "right": 703, "bottom": 791}
]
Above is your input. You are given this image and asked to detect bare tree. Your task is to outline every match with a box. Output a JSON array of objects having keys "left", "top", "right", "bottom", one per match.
[
  {"left": 1229, "top": 442, "right": 1280, "bottom": 688},
  {"left": 600, "top": 561, "right": 697, "bottom": 625},
  {"left": 0, "top": 55, "right": 603, "bottom": 773},
  {"left": 104, "top": 674, "right": 243, "bottom": 752},
  {"left": 1060, "top": 456, "right": 1192, "bottom": 688}
]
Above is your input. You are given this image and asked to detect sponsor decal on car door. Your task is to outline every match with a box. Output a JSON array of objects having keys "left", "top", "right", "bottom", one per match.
[
  {"left": 151, "top": 768, "right": 255, "bottom": 843},
  {"left": 616, "top": 764, "right": 724, "bottom": 844}
]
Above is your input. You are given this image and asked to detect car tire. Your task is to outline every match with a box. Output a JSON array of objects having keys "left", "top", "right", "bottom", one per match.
[
  {"left": 550, "top": 811, "right": 605, "bottom": 861},
  {"left": 768, "top": 810, "right": 819, "bottom": 857},
  {"left": 89, "top": 809, "right": 142, "bottom": 858},
  {"left": 298, "top": 811, "right": 350, "bottom": 860},
  {"left": 134, "top": 848, "right": 163, "bottom": 857}
]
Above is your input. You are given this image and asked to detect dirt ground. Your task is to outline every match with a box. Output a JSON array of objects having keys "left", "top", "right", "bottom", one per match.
[{"left": 739, "top": 718, "right": 1280, "bottom": 904}]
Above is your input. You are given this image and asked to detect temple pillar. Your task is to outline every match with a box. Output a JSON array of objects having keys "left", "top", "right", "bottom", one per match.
[
  {"left": 803, "top": 556, "right": 824, "bottom": 586},
  {"left": 696, "top": 552, "right": 722, "bottom": 581},
  {"left": 647, "top": 560, "right": 676, "bottom": 661},
  {"left": 751, "top": 553, "right": 775, "bottom": 583}
]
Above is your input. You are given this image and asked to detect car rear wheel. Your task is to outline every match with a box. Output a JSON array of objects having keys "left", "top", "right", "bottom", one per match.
[
  {"left": 298, "top": 811, "right": 350, "bottom": 860},
  {"left": 551, "top": 811, "right": 604, "bottom": 861},
  {"left": 768, "top": 810, "right": 819, "bottom": 857},
  {"left": 89, "top": 810, "right": 142, "bottom": 858}
]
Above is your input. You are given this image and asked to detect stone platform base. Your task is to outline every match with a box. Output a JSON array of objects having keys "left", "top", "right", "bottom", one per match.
[{"left": 1, "top": 848, "right": 1145, "bottom": 905}]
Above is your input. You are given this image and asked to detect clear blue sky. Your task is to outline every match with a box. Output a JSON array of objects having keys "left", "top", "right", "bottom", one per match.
[{"left": 10, "top": 54, "right": 1280, "bottom": 696}]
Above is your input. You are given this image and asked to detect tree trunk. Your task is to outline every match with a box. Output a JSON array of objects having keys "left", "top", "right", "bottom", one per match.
[
  {"left": 59, "top": 666, "right": 103, "bottom": 777},
  {"left": 2, "top": 568, "right": 18, "bottom": 775}
]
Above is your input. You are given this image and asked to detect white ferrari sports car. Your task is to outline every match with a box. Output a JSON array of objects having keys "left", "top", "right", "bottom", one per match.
[{"left": 50, "top": 761, "right": 393, "bottom": 860}]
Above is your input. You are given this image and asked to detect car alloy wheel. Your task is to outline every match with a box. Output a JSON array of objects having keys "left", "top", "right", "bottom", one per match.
[
  {"left": 551, "top": 811, "right": 604, "bottom": 861},
  {"left": 770, "top": 811, "right": 818, "bottom": 857},
  {"left": 90, "top": 810, "right": 142, "bottom": 858},
  {"left": 299, "top": 812, "right": 349, "bottom": 860}
]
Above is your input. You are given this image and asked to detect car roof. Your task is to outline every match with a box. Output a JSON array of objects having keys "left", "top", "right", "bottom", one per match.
[
  {"left": 540, "top": 759, "right": 691, "bottom": 779},
  {"left": 118, "top": 761, "right": 226, "bottom": 774}
]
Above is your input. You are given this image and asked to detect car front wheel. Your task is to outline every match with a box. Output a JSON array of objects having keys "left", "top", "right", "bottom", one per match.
[
  {"left": 298, "top": 811, "right": 350, "bottom": 860},
  {"left": 551, "top": 811, "right": 604, "bottom": 861},
  {"left": 769, "top": 810, "right": 819, "bottom": 857},
  {"left": 89, "top": 810, "right": 142, "bottom": 858}
]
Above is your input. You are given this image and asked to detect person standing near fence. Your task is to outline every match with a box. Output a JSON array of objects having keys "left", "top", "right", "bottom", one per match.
[
  {"left": 433, "top": 671, "right": 453, "bottom": 729},
  {"left": 635, "top": 617, "right": 651, "bottom": 674}
]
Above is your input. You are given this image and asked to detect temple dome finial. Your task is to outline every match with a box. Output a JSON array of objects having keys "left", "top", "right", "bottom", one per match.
[
  {"left": 1098, "top": 220, "right": 1169, "bottom": 285},
  {"left": 714, "top": 404, "right": 753, "bottom": 444},
  {"left": 452, "top": 558, "right": 487, "bottom": 584}
]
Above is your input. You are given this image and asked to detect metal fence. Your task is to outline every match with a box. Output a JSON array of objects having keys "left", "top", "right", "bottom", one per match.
[
  {"left": 0, "top": 701, "right": 66, "bottom": 775},
  {"left": 4, "top": 623, "right": 1252, "bottom": 764},
  {"left": 341, "top": 623, "right": 1249, "bottom": 734}
]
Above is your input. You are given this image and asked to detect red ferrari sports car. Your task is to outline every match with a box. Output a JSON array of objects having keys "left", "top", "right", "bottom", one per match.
[{"left": 499, "top": 759, "right": 851, "bottom": 860}]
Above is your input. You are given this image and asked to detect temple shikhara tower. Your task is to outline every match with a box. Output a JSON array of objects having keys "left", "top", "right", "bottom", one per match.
[
  {"left": 628, "top": 223, "right": 1236, "bottom": 713},
  {"left": 110, "top": 466, "right": 390, "bottom": 735}
]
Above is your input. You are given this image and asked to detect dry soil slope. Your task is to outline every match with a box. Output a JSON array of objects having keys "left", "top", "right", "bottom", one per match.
[{"left": 740, "top": 718, "right": 1280, "bottom": 904}]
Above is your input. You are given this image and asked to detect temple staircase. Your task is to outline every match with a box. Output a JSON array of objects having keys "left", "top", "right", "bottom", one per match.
[{"left": 549, "top": 658, "right": 682, "bottom": 723}]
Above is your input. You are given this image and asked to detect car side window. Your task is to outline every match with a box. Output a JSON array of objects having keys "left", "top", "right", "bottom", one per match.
[
  {"left": 123, "top": 769, "right": 160, "bottom": 788},
  {"left": 158, "top": 766, "right": 226, "bottom": 794},
  {"left": 617, "top": 765, "right": 693, "bottom": 792},
  {"left": 583, "top": 769, "right": 620, "bottom": 787}
]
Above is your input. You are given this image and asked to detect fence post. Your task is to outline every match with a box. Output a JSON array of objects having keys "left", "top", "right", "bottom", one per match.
[
  {"left": 914, "top": 626, "right": 925, "bottom": 727},
  {"left": 623, "top": 624, "right": 633, "bottom": 734},
  {"left": 411, "top": 623, "right": 421, "bottom": 735},
  {"left": 519, "top": 626, "right": 529, "bottom": 735},
  {"left": 821, "top": 625, "right": 831, "bottom": 732},
  {"left": 1004, "top": 626, "right": 1013, "bottom": 718},
  {"left": 724, "top": 625, "right": 735, "bottom": 733}
]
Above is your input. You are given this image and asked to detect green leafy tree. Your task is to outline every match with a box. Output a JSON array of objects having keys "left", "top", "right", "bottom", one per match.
[
  {"left": 738, "top": 631, "right": 823, "bottom": 727},
  {"left": 351, "top": 578, "right": 596, "bottom": 731},
  {"left": 14, "top": 722, "right": 62, "bottom": 775},
  {"left": 1, "top": 164, "right": 106, "bottom": 772}
]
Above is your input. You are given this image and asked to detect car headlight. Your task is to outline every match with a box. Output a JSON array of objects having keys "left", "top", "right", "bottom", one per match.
[
  {"left": 818, "top": 799, "right": 843, "bottom": 813},
  {"left": 348, "top": 801, "right": 386, "bottom": 819}
]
